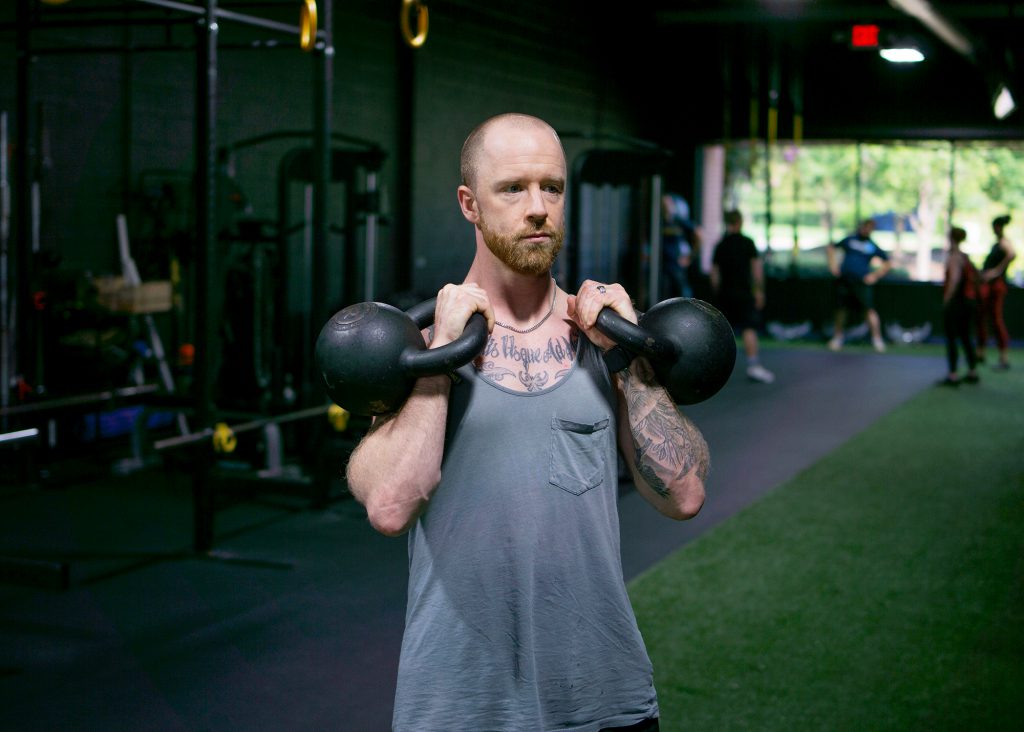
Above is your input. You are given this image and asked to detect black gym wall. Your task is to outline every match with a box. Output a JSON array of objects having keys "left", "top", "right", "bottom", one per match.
[{"left": 1, "top": 1, "right": 654, "bottom": 313}]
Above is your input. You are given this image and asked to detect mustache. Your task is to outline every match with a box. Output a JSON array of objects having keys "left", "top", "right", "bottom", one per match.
[{"left": 516, "top": 226, "right": 561, "bottom": 239}]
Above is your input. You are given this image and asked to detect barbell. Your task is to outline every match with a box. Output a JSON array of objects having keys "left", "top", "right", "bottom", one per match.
[
  {"left": 152, "top": 403, "right": 349, "bottom": 454},
  {"left": 315, "top": 295, "right": 737, "bottom": 416}
]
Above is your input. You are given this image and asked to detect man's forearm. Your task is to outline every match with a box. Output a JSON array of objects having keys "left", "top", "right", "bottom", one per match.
[
  {"left": 617, "top": 358, "right": 708, "bottom": 518},
  {"left": 346, "top": 375, "right": 451, "bottom": 536}
]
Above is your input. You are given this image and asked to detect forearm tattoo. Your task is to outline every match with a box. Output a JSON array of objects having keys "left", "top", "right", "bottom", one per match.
[{"left": 620, "top": 359, "right": 709, "bottom": 497}]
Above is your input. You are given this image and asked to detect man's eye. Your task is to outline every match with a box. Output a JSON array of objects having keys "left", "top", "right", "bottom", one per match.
[
  {"left": 505, "top": 184, "right": 522, "bottom": 193},
  {"left": 544, "top": 185, "right": 563, "bottom": 195}
]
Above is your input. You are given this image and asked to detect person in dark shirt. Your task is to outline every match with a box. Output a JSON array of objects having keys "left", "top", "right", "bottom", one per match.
[
  {"left": 711, "top": 210, "right": 774, "bottom": 383},
  {"left": 826, "top": 218, "right": 892, "bottom": 353},
  {"left": 939, "top": 226, "right": 980, "bottom": 386},
  {"left": 976, "top": 214, "right": 1016, "bottom": 370}
]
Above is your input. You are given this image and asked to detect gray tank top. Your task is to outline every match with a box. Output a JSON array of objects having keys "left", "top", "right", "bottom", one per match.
[{"left": 392, "top": 336, "right": 659, "bottom": 732}]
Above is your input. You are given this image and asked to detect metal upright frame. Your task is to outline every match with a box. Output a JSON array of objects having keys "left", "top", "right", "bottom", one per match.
[{"left": 8, "top": 0, "right": 334, "bottom": 556}]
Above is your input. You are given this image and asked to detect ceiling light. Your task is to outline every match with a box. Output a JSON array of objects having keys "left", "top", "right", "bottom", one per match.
[
  {"left": 993, "top": 84, "right": 1016, "bottom": 120},
  {"left": 880, "top": 47, "right": 925, "bottom": 63}
]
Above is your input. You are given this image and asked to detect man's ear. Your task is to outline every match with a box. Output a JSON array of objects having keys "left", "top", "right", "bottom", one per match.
[{"left": 457, "top": 185, "right": 479, "bottom": 224}]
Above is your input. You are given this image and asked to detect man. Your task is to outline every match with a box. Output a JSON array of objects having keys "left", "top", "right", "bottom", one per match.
[
  {"left": 827, "top": 218, "right": 892, "bottom": 352},
  {"left": 660, "top": 192, "right": 699, "bottom": 298},
  {"left": 710, "top": 209, "right": 774, "bottom": 383},
  {"left": 346, "top": 113, "right": 709, "bottom": 732}
]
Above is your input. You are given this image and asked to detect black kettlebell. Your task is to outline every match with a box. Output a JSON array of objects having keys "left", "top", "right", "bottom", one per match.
[
  {"left": 596, "top": 297, "right": 736, "bottom": 405},
  {"left": 315, "top": 298, "right": 487, "bottom": 416}
]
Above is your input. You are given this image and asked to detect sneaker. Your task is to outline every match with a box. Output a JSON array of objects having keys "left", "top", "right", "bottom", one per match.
[
  {"left": 828, "top": 336, "right": 843, "bottom": 352},
  {"left": 992, "top": 361, "right": 1011, "bottom": 371},
  {"left": 937, "top": 376, "right": 960, "bottom": 387},
  {"left": 964, "top": 373, "right": 980, "bottom": 384},
  {"left": 872, "top": 337, "right": 887, "bottom": 353},
  {"left": 747, "top": 364, "right": 775, "bottom": 384}
]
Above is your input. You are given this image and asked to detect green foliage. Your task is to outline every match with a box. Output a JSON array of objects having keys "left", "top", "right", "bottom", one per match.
[{"left": 725, "top": 140, "right": 1024, "bottom": 281}]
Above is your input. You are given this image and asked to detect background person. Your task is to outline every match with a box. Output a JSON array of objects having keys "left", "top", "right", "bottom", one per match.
[
  {"left": 939, "top": 226, "right": 980, "bottom": 386},
  {"left": 977, "top": 214, "right": 1016, "bottom": 370},
  {"left": 711, "top": 209, "right": 774, "bottom": 383},
  {"left": 660, "top": 193, "right": 699, "bottom": 299},
  {"left": 827, "top": 218, "right": 892, "bottom": 353},
  {"left": 346, "top": 113, "right": 710, "bottom": 732}
]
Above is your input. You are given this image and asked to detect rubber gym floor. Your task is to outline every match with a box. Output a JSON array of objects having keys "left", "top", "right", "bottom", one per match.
[{"left": 1, "top": 345, "right": 1019, "bottom": 731}]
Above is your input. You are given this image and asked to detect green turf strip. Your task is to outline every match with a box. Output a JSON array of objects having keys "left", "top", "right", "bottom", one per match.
[{"left": 629, "top": 360, "right": 1024, "bottom": 732}]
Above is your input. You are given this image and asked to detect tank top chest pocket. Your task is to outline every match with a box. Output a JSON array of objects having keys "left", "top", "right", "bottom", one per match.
[{"left": 548, "top": 416, "right": 611, "bottom": 495}]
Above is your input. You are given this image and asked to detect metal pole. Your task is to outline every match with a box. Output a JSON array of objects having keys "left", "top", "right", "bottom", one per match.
[
  {"left": 765, "top": 51, "right": 779, "bottom": 261},
  {"left": 855, "top": 142, "right": 863, "bottom": 226},
  {"left": 395, "top": 23, "right": 414, "bottom": 295},
  {"left": 135, "top": 0, "right": 305, "bottom": 35},
  {"left": 309, "top": 0, "right": 332, "bottom": 404},
  {"left": 1, "top": 111, "right": 10, "bottom": 425},
  {"left": 364, "top": 171, "right": 378, "bottom": 301},
  {"left": 193, "top": 0, "right": 219, "bottom": 553},
  {"left": 947, "top": 140, "right": 956, "bottom": 225},
  {"left": 648, "top": 174, "right": 663, "bottom": 310},
  {"left": 14, "top": 1, "right": 33, "bottom": 406}
]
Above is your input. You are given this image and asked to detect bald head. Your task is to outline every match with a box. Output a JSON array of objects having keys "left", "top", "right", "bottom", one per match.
[{"left": 460, "top": 113, "right": 564, "bottom": 190}]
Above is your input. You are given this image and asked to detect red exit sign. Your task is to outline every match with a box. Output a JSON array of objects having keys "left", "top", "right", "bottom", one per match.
[{"left": 851, "top": 24, "right": 880, "bottom": 48}]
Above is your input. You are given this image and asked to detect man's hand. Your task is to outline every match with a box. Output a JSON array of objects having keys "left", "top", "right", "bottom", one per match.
[
  {"left": 432, "top": 282, "right": 494, "bottom": 348},
  {"left": 566, "top": 280, "right": 637, "bottom": 351}
]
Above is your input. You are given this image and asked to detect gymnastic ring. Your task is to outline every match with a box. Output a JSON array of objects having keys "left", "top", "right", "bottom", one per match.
[
  {"left": 400, "top": 0, "right": 429, "bottom": 49},
  {"left": 300, "top": 0, "right": 318, "bottom": 52},
  {"left": 212, "top": 422, "right": 238, "bottom": 454}
]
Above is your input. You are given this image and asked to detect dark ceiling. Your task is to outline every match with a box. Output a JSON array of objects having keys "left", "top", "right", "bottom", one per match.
[
  {"left": 635, "top": 0, "right": 1023, "bottom": 142},
  {"left": 6, "top": 0, "right": 1021, "bottom": 143}
]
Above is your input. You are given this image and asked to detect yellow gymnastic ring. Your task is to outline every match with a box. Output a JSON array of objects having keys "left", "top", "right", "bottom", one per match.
[
  {"left": 400, "top": 0, "right": 428, "bottom": 49},
  {"left": 327, "top": 404, "right": 350, "bottom": 432},
  {"left": 300, "top": 0, "right": 318, "bottom": 52},
  {"left": 212, "top": 422, "right": 238, "bottom": 454}
]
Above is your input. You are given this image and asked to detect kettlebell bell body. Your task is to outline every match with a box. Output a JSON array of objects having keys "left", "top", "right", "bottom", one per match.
[{"left": 315, "top": 299, "right": 488, "bottom": 416}]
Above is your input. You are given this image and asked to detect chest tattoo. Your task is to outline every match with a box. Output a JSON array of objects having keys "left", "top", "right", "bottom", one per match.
[{"left": 476, "top": 331, "right": 579, "bottom": 391}]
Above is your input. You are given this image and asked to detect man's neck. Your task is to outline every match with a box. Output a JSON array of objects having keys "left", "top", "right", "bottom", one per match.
[{"left": 465, "top": 250, "right": 557, "bottom": 323}]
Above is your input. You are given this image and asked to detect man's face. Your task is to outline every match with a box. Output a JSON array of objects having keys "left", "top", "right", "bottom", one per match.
[{"left": 468, "top": 122, "right": 567, "bottom": 276}]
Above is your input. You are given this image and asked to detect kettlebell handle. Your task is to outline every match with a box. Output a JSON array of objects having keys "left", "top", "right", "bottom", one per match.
[
  {"left": 595, "top": 308, "right": 678, "bottom": 361},
  {"left": 592, "top": 298, "right": 737, "bottom": 405},
  {"left": 402, "top": 297, "right": 489, "bottom": 377}
]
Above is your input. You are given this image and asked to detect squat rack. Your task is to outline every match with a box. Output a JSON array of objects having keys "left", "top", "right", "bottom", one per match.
[{"left": 6, "top": 0, "right": 335, "bottom": 555}]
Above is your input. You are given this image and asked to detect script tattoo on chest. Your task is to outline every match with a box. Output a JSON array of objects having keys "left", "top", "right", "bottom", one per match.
[{"left": 476, "top": 330, "right": 579, "bottom": 392}]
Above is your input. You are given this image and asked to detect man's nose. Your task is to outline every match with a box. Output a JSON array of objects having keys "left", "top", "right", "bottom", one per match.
[{"left": 525, "top": 186, "right": 548, "bottom": 222}]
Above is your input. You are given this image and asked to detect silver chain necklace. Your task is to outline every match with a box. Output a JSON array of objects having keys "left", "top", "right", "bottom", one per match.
[{"left": 494, "top": 279, "right": 557, "bottom": 334}]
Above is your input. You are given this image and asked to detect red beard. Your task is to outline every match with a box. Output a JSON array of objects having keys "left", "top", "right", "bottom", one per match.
[{"left": 480, "top": 219, "right": 565, "bottom": 276}]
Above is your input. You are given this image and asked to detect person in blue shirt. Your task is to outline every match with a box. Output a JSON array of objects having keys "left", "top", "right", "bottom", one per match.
[{"left": 826, "top": 218, "right": 892, "bottom": 352}]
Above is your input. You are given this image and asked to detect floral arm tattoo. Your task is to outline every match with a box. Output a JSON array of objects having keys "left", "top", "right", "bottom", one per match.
[{"left": 618, "top": 358, "right": 709, "bottom": 498}]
